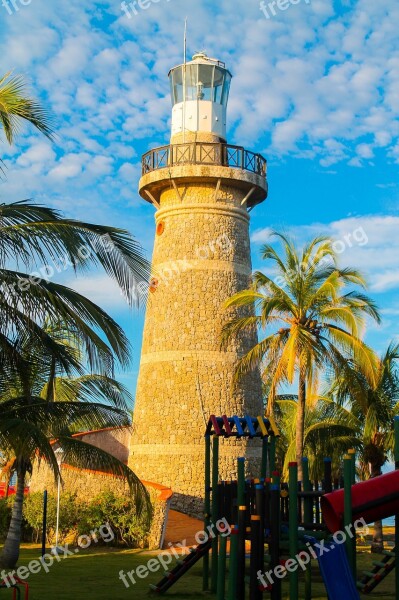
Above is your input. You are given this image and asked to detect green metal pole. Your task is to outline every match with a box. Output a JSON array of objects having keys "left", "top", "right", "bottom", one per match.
[
  {"left": 41, "top": 489, "right": 47, "bottom": 558},
  {"left": 394, "top": 416, "right": 399, "bottom": 600},
  {"left": 302, "top": 458, "right": 312, "bottom": 600},
  {"left": 348, "top": 448, "right": 356, "bottom": 484},
  {"left": 237, "top": 457, "right": 246, "bottom": 506},
  {"left": 348, "top": 449, "right": 357, "bottom": 572},
  {"left": 269, "top": 436, "right": 276, "bottom": 474},
  {"left": 270, "top": 485, "right": 281, "bottom": 600},
  {"left": 288, "top": 462, "right": 299, "bottom": 600},
  {"left": 302, "top": 457, "right": 312, "bottom": 525},
  {"left": 203, "top": 434, "right": 211, "bottom": 591},
  {"left": 250, "top": 515, "right": 263, "bottom": 600},
  {"left": 228, "top": 527, "right": 238, "bottom": 600},
  {"left": 271, "top": 470, "right": 280, "bottom": 487},
  {"left": 237, "top": 506, "right": 247, "bottom": 600},
  {"left": 211, "top": 436, "right": 220, "bottom": 593},
  {"left": 217, "top": 532, "right": 227, "bottom": 600},
  {"left": 344, "top": 455, "right": 355, "bottom": 576},
  {"left": 261, "top": 437, "right": 268, "bottom": 480}
]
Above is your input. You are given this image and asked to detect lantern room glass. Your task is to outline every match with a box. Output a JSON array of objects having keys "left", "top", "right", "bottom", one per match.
[{"left": 169, "top": 64, "right": 231, "bottom": 107}]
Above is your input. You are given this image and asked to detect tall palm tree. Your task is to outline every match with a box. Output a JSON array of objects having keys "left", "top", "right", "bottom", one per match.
[
  {"left": 222, "top": 233, "right": 380, "bottom": 480},
  {"left": 0, "top": 72, "right": 54, "bottom": 144},
  {"left": 0, "top": 73, "right": 152, "bottom": 567},
  {"left": 332, "top": 342, "right": 399, "bottom": 552},
  {"left": 0, "top": 324, "right": 150, "bottom": 569}
]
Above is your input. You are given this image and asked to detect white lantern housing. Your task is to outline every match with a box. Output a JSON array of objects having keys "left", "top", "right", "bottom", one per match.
[{"left": 168, "top": 52, "right": 232, "bottom": 141}]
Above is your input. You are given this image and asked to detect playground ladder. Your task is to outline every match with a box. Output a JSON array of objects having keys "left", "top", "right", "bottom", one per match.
[
  {"left": 357, "top": 546, "right": 396, "bottom": 594},
  {"left": 150, "top": 539, "right": 212, "bottom": 594}
]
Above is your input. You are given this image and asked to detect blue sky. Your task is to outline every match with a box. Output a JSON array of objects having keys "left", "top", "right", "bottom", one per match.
[{"left": 1, "top": 0, "right": 399, "bottom": 396}]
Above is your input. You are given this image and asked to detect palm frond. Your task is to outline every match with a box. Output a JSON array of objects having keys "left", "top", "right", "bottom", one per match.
[{"left": 0, "top": 72, "right": 54, "bottom": 144}]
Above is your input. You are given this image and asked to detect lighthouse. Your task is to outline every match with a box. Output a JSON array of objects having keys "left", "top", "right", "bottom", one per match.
[{"left": 129, "top": 52, "right": 268, "bottom": 515}]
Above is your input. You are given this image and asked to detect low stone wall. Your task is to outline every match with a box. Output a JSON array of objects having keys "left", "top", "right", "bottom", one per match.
[{"left": 29, "top": 462, "right": 172, "bottom": 550}]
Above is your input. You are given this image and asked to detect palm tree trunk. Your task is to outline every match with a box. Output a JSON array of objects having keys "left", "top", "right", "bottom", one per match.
[
  {"left": 370, "top": 463, "right": 384, "bottom": 554},
  {"left": 296, "top": 371, "right": 306, "bottom": 482},
  {"left": 0, "top": 465, "right": 27, "bottom": 569},
  {"left": 46, "top": 356, "right": 56, "bottom": 402}
]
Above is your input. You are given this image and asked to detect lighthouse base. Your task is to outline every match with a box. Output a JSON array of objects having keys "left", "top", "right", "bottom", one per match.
[{"left": 129, "top": 440, "right": 262, "bottom": 517}]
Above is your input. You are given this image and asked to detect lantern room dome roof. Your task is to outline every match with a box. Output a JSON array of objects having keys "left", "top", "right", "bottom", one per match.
[{"left": 168, "top": 52, "right": 233, "bottom": 79}]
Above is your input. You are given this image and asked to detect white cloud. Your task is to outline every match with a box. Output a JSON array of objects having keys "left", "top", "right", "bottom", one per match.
[
  {"left": 65, "top": 274, "right": 129, "bottom": 310},
  {"left": 252, "top": 215, "right": 399, "bottom": 294},
  {"left": 48, "top": 153, "right": 89, "bottom": 180},
  {"left": 16, "top": 142, "right": 56, "bottom": 167},
  {"left": 356, "top": 143, "right": 374, "bottom": 159}
]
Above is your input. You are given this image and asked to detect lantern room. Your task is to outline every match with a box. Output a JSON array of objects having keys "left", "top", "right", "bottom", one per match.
[{"left": 168, "top": 52, "right": 232, "bottom": 141}]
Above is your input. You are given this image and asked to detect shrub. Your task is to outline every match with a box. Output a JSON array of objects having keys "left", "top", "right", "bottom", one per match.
[
  {"left": 0, "top": 495, "right": 32, "bottom": 542},
  {"left": 23, "top": 491, "right": 82, "bottom": 544},
  {"left": 77, "top": 491, "right": 150, "bottom": 548},
  {"left": 20, "top": 490, "right": 150, "bottom": 548}
]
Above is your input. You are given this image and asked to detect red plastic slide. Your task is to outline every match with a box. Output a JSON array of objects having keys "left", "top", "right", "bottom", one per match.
[{"left": 321, "top": 469, "right": 399, "bottom": 532}]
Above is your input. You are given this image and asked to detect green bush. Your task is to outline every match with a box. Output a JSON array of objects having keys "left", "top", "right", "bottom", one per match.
[
  {"left": 77, "top": 491, "right": 150, "bottom": 548},
  {"left": 23, "top": 491, "right": 82, "bottom": 544},
  {"left": 22, "top": 490, "right": 150, "bottom": 548},
  {"left": 0, "top": 495, "right": 32, "bottom": 542}
]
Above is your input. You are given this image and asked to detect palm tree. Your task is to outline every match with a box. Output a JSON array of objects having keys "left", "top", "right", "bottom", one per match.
[
  {"left": 0, "top": 74, "right": 152, "bottom": 567},
  {"left": 0, "top": 398, "right": 149, "bottom": 569},
  {"left": 331, "top": 342, "right": 399, "bottom": 552},
  {"left": 0, "top": 72, "right": 148, "bottom": 370},
  {"left": 0, "top": 324, "right": 150, "bottom": 569},
  {"left": 0, "top": 200, "right": 149, "bottom": 377},
  {"left": 0, "top": 77, "right": 149, "bottom": 370},
  {"left": 222, "top": 233, "right": 380, "bottom": 480},
  {"left": 0, "top": 72, "right": 54, "bottom": 144},
  {"left": 274, "top": 396, "right": 360, "bottom": 481}
]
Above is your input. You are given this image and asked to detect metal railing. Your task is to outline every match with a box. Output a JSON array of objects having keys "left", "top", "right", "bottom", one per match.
[{"left": 142, "top": 142, "right": 267, "bottom": 177}]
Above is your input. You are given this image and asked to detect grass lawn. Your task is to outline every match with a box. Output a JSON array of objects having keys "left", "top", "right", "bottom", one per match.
[{"left": 0, "top": 544, "right": 395, "bottom": 599}]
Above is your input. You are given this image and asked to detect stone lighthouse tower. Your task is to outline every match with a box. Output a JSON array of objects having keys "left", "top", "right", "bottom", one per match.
[{"left": 129, "top": 52, "right": 268, "bottom": 514}]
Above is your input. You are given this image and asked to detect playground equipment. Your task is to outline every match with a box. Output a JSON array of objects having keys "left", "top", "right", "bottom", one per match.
[
  {"left": 305, "top": 536, "right": 361, "bottom": 600},
  {"left": 150, "top": 414, "right": 399, "bottom": 598},
  {"left": 0, "top": 577, "right": 29, "bottom": 599},
  {"left": 321, "top": 469, "right": 399, "bottom": 532},
  {"left": 152, "top": 539, "right": 212, "bottom": 594}
]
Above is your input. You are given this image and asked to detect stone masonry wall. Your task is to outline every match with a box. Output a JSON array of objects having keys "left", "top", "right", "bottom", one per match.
[{"left": 129, "top": 171, "right": 264, "bottom": 516}]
